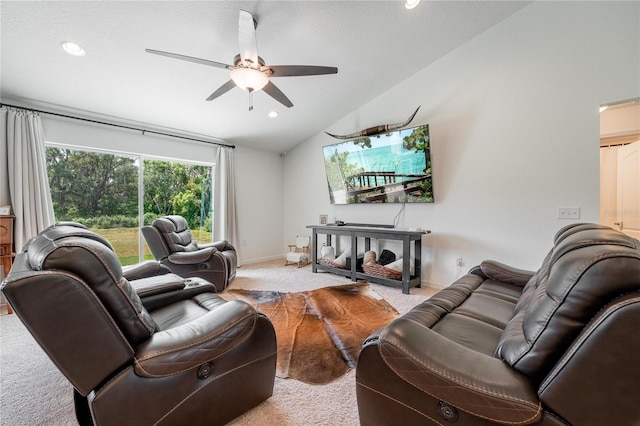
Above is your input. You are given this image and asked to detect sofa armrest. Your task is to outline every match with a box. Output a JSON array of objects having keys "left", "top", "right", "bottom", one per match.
[
  {"left": 479, "top": 260, "right": 535, "bottom": 285},
  {"left": 134, "top": 300, "right": 257, "bottom": 377},
  {"left": 129, "top": 273, "right": 186, "bottom": 298},
  {"left": 122, "top": 261, "right": 171, "bottom": 281},
  {"left": 130, "top": 273, "right": 220, "bottom": 311},
  {"left": 167, "top": 248, "right": 216, "bottom": 264},
  {"left": 379, "top": 317, "right": 542, "bottom": 425}
]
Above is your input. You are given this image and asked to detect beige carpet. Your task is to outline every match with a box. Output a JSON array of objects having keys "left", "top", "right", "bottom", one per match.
[{"left": 0, "top": 259, "right": 438, "bottom": 426}]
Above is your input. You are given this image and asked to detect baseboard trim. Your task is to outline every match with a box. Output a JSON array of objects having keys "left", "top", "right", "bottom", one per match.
[{"left": 238, "top": 255, "right": 284, "bottom": 267}]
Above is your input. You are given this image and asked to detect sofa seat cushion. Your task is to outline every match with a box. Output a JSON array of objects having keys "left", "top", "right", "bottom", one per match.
[
  {"left": 425, "top": 274, "right": 485, "bottom": 312},
  {"left": 431, "top": 313, "right": 504, "bottom": 356},
  {"left": 475, "top": 280, "right": 524, "bottom": 303},
  {"left": 408, "top": 274, "right": 520, "bottom": 355},
  {"left": 453, "top": 292, "right": 517, "bottom": 329}
]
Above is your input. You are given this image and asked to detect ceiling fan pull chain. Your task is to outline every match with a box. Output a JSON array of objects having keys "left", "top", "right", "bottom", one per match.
[{"left": 249, "top": 89, "right": 254, "bottom": 111}]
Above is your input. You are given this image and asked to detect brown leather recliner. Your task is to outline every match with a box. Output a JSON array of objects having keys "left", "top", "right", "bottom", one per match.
[
  {"left": 142, "top": 215, "right": 236, "bottom": 292},
  {"left": 1, "top": 223, "right": 276, "bottom": 426},
  {"left": 356, "top": 223, "right": 640, "bottom": 425}
]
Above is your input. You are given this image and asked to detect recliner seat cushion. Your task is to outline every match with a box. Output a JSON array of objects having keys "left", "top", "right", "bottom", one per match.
[{"left": 151, "top": 292, "right": 229, "bottom": 330}]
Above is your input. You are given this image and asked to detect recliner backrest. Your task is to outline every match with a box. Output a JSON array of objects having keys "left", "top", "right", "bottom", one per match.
[
  {"left": 24, "top": 224, "right": 157, "bottom": 345},
  {"left": 2, "top": 223, "right": 159, "bottom": 394},
  {"left": 141, "top": 225, "right": 171, "bottom": 260},
  {"left": 495, "top": 223, "right": 640, "bottom": 384},
  {"left": 151, "top": 215, "right": 199, "bottom": 253}
]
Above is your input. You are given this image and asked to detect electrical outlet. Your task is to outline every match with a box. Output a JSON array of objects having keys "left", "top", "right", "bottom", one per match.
[
  {"left": 557, "top": 207, "right": 580, "bottom": 219},
  {"left": 456, "top": 257, "right": 464, "bottom": 267}
]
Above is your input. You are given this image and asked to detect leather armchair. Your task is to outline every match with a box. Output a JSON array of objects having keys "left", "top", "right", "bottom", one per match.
[
  {"left": 2, "top": 223, "right": 276, "bottom": 426},
  {"left": 356, "top": 223, "right": 640, "bottom": 425},
  {"left": 142, "top": 215, "right": 236, "bottom": 292}
]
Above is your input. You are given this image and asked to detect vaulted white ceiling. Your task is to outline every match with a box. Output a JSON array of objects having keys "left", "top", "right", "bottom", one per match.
[{"left": 1, "top": 1, "right": 530, "bottom": 153}]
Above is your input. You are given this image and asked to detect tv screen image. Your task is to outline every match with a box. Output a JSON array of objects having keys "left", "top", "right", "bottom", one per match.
[{"left": 322, "top": 124, "right": 433, "bottom": 204}]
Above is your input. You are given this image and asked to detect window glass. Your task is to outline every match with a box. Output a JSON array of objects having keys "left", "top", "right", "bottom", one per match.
[
  {"left": 143, "top": 159, "right": 213, "bottom": 245},
  {"left": 46, "top": 146, "right": 213, "bottom": 265}
]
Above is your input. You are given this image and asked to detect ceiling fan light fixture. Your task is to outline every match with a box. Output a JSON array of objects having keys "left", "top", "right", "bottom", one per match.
[{"left": 231, "top": 67, "right": 269, "bottom": 91}]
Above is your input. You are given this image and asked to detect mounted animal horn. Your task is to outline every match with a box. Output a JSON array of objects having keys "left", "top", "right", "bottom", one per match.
[{"left": 325, "top": 106, "right": 421, "bottom": 140}]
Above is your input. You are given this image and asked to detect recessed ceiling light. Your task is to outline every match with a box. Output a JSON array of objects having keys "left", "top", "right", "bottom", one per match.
[
  {"left": 61, "top": 41, "right": 86, "bottom": 57},
  {"left": 599, "top": 105, "right": 608, "bottom": 112},
  {"left": 405, "top": 0, "right": 421, "bottom": 10},
  {"left": 268, "top": 111, "right": 279, "bottom": 118}
]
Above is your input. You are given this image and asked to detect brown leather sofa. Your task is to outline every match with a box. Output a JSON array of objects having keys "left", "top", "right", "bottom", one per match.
[
  {"left": 2, "top": 223, "right": 276, "bottom": 426},
  {"left": 356, "top": 223, "right": 640, "bottom": 425},
  {"left": 142, "top": 215, "right": 237, "bottom": 292}
]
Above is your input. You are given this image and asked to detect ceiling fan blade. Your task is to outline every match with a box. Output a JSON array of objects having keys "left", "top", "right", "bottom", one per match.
[
  {"left": 238, "top": 10, "right": 259, "bottom": 67},
  {"left": 269, "top": 65, "right": 338, "bottom": 77},
  {"left": 206, "top": 80, "right": 237, "bottom": 101},
  {"left": 145, "top": 48, "right": 230, "bottom": 69},
  {"left": 262, "top": 81, "right": 293, "bottom": 108}
]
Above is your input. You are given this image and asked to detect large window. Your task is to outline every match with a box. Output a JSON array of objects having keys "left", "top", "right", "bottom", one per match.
[{"left": 46, "top": 145, "right": 213, "bottom": 265}]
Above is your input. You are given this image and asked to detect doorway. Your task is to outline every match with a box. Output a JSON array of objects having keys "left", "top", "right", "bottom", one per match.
[{"left": 599, "top": 98, "right": 640, "bottom": 239}]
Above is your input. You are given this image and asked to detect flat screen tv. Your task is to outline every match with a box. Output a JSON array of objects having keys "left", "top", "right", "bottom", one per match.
[{"left": 322, "top": 124, "right": 433, "bottom": 204}]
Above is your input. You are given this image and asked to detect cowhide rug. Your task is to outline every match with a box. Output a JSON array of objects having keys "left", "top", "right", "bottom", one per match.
[{"left": 226, "top": 282, "right": 399, "bottom": 384}]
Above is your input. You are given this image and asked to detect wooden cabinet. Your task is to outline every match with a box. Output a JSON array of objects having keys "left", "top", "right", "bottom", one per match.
[
  {"left": 1, "top": 215, "right": 15, "bottom": 314},
  {"left": 307, "top": 224, "right": 430, "bottom": 294}
]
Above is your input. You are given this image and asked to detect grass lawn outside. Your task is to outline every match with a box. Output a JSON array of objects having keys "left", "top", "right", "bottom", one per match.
[{"left": 94, "top": 227, "right": 213, "bottom": 266}]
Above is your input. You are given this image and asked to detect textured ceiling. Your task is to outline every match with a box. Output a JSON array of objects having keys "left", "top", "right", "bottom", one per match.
[{"left": 1, "top": 1, "right": 530, "bottom": 153}]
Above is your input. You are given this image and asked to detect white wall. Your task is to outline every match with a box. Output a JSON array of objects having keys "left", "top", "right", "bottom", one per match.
[
  {"left": 234, "top": 145, "right": 284, "bottom": 264},
  {"left": 283, "top": 1, "right": 640, "bottom": 287},
  {"left": 41, "top": 114, "right": 285, "bottom": 265}
]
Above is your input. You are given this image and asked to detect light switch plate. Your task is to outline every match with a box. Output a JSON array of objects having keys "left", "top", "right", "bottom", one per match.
[{"left": 557, "top": 207, "right": 580, "bottom": 219}]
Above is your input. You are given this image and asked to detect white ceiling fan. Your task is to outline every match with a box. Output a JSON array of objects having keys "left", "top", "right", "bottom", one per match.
[{"left": 146, "top": 10, "right": 338, "bottom": 110}]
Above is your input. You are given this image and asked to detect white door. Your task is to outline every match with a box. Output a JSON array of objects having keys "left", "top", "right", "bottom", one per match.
[
  {"left": 600, "top": 147, "right": 618, "bottom": 228},
  {"left": 616, "top": 141, "right": 640, "bottom": 239}
]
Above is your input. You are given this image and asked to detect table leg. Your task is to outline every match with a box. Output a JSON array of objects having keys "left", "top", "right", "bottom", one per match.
[
  {"left": 351, "top": 234, "right": 358, "bottom": 281},
  {"left": 402, "top": 237, "right": 410, "bottom": 294},
  {"left": 414, "top": 239, "right": 422, "bottom": 288},
  {"left": 311, "top": 229, "right": 318, "bottom": 273}
]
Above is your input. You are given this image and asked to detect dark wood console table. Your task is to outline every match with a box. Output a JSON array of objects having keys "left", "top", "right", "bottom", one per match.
[{"left": 306, "top": 225, "right": 430, "bottom": 294}]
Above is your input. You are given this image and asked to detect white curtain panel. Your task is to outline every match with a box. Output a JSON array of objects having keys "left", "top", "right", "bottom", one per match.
[
  {"left": 213, "top": 146, "right": 239, "bottom": 258},
  {"left": 1, "top": 107, "right": 56, "bottom": 252}
]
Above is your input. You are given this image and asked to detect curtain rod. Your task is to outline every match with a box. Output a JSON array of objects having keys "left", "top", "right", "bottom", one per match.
[{"left": 0, "top": 103, "right": 235, "bottom": 149}]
